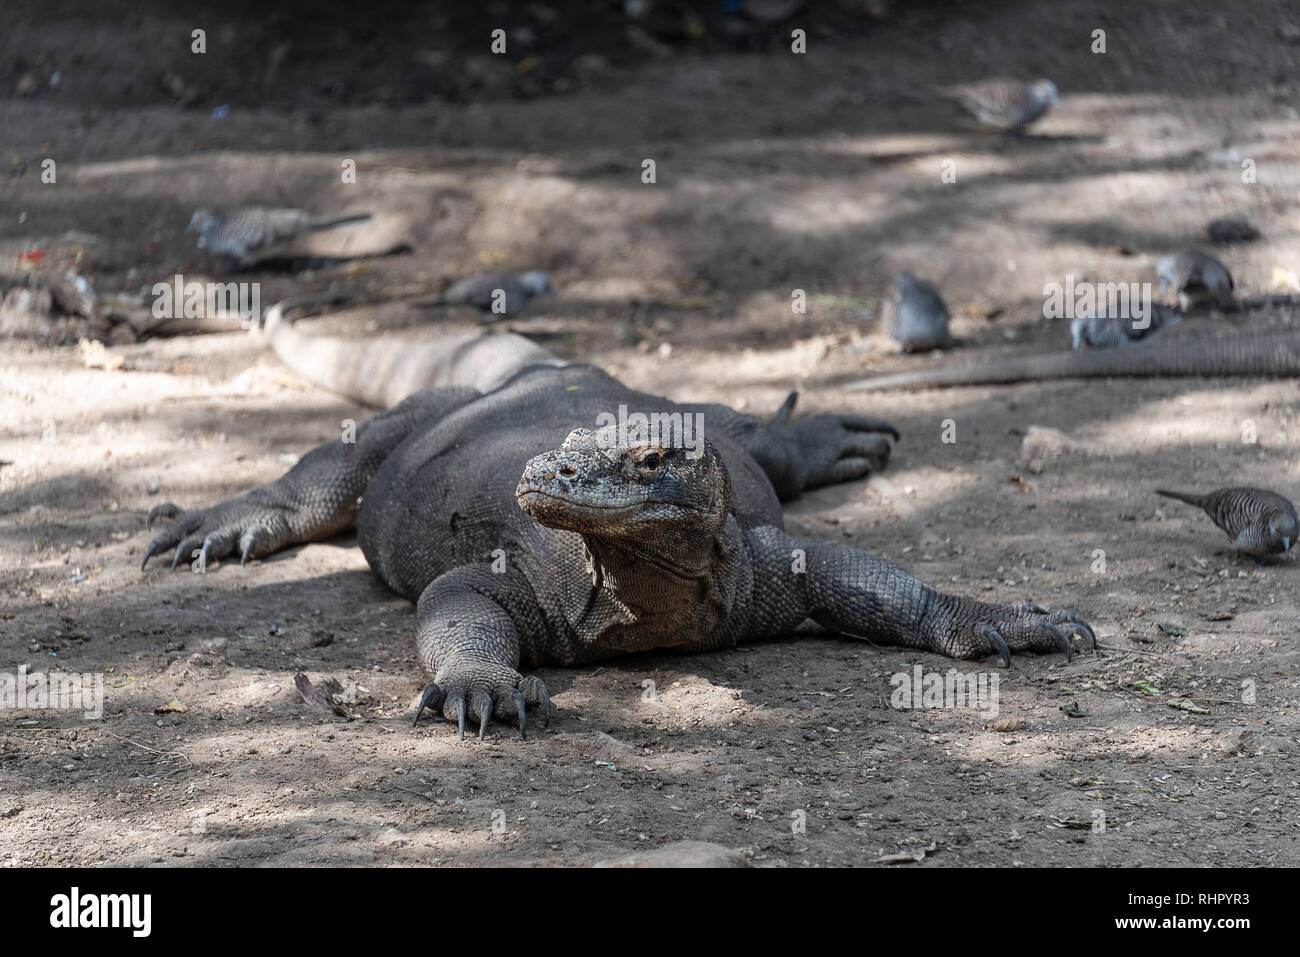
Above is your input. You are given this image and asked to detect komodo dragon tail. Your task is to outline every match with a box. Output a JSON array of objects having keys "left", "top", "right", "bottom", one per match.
[
  {"left": 846, "top": 329, "right": 1300, "bottom": 391},
  {"left": 1155, "top": 489, "right": 1206, "bottom": 508},
  {"left": 261, "top": 294, "right": 564, "bottom": 408}
]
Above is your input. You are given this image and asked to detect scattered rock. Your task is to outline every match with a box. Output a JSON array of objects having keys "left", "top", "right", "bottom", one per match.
[
  {"left": 0, "top": 287, "right": 55, "bottom": 339},
  {"left": 876, "top": 841, "right": 937, "bottom": 864},
  {"left": 595, "top": 841, "right": 748, "bottom": 868},
  {"left": 76, "top": 338, "right": 125, "bottom": 371},
  {"left": 1018, "top": 425, "right": 1091, "bottom": 473},
  {"left": 1206, "top": 217, "right": 1260, "bottom": 243}
]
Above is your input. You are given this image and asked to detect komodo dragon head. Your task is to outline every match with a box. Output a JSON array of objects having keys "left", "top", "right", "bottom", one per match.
[{"left": 516, "top": 425, "right": 732, "bottom": 578}]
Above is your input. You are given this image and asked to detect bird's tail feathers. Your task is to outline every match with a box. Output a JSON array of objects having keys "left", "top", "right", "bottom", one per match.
[
  {"left": 1155, "top": 489, "right": 1204, "bottom": 508},
  {"left": 307, "top": 212, "right": 373, "bottom": 230}
]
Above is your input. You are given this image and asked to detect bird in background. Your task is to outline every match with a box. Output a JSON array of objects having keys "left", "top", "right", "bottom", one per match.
[
  {"left": 1156, "top": 487, "right": 1297, "bottom": 559},
  {"left": 187, "top": 207, "right": 373, "bottom": 268},
  {"left": 881, "top": 271, "right": 952, "bottom": 352},
  {"left": 1156, "top": 251, "right": 1235, "bottom": 310},
  {"left": 413, "top": 271, "right": 557, "bottom": 320},
  {"left": 1070, "top": 302, "right": 1179, "bottom": 349},
  {"left": 941, "top": 78, "right": 1060, "bottom": 132}
]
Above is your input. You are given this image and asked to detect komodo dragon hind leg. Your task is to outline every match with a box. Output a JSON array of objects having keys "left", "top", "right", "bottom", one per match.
[{"left": 701, "top": 392, "right": 900, "bottom": 500}]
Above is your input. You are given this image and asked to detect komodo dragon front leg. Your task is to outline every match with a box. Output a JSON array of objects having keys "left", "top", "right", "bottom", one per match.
[
  {"left": 409, "top": 565, "right": 553, "bottom": 740},
  {"left": 141, "top": 387, "right": 477, "bottom": 570},
  {"left": 736, "top": 527, "right": 1095, "bottom": 665}
]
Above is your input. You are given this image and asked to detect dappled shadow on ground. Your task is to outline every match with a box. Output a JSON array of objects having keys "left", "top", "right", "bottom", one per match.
[{"left": 5, "top": 0, "right": 1300, "bottom": 867}]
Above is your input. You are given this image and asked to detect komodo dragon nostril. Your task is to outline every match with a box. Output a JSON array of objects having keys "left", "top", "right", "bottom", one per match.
[{"left": 558, "top": 465, "right": 578, "bottom": 477}]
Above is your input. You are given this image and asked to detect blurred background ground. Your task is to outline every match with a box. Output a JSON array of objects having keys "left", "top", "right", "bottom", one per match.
[{"left": 1, "top": 0, "right": 1298, "bottom": 867}]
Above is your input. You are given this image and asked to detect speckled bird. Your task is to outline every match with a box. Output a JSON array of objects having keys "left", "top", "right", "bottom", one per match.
[
  {"left": 1156, "top": 251, "right": 1235, "bottom": 310},
  {"left": 1156, "top": 486, "right": 1297, "bottom": 558},
  {"left": 944, "top": 78, "right": 1060, "bottom": 131},
  {"left": 187, "top": 206, "right": 372, "bottom": 267}
]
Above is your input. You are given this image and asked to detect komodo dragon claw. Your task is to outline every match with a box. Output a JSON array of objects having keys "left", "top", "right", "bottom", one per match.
[
  {"left": 412, "top": 675, "right": 551, "bottom": 740},
  {"left": 412, "top": 683, "right": 447, "bottom": 727},
  {"left": 1043, "top": 623, "right": 1074, "bottom": 662},
  {"left": 971, "top": 607, "right": 1095, "bottom": 668},
  {"left": 981, "top": 624, "right": 1012, "bottom": 669}
]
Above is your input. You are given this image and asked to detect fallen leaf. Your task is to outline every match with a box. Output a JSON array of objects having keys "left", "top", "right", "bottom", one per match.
[
  {"left": 76, "top": 338, "right": 124, "bottom": 372},
  {"left": 1049, "top": 817, "right": 1093, "bottom": 830},
  {"left": 294, "top": 673, "right": 349, "bottom": 717},
  {"left": 1270, "top": 266, "right": 1300, "bottom": 292}
]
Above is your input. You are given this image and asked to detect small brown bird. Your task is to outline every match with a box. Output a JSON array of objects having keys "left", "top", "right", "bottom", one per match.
[
  {"left": 1156, "top": 487, "right": 1297, "bottom": 558},
  {"left": 1156, "top": 251, "right": 1234, "bottom": 310}
]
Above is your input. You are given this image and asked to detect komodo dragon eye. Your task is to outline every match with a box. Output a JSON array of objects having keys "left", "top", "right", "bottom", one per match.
[{"left": 634, "top": 448, "right": 665, "bottom": 470}]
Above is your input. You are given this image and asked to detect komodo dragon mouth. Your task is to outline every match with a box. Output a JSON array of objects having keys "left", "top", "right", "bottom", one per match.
[
  {"left": 516, "top": 487, "right": 642, "bottom": 515},
  {"left": 515, "top": 486, "right": 705, "bottom": 525}
]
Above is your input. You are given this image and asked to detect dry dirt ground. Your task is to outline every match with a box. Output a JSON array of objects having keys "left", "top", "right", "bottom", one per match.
[{"left": 2, "top": 1, "right": 1299, "bottom": 867}]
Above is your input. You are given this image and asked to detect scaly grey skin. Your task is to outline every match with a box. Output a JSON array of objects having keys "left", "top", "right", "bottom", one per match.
[
  {"left": 141, "top": 330, "right": 1094, "bottom": 740},
  {"left": 1157, "top": 251, "right": 1235, "bottom": 310},
  {"left": 1070, "top": 303, "right": 1178, "bottom": 349},
  {"left": 1155, "top": 487, "right": 1298, "bottom": 558},
  {"left": 413, "top": 271, "right": 556, "bottom": 319},
  {"left": 945, "top": 78, "right": 1060, "bottom": 131},
  {"left": 188, "top": 207, "right": 373, "bottom": 268},
  {"left": 881, "top": 271, "right": 952, "bottom": 353},
  {"left": 847, "top": 328, "right": 1300, "bottom": 391}
]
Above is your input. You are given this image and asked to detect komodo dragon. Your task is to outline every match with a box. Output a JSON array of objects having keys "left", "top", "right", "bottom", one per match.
[
  {"left": 849, "top": 328, "right": 1300, "bottom": 390},
  {"left": 141, "top": 301, "right": 1094, "bottom": 739}
]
